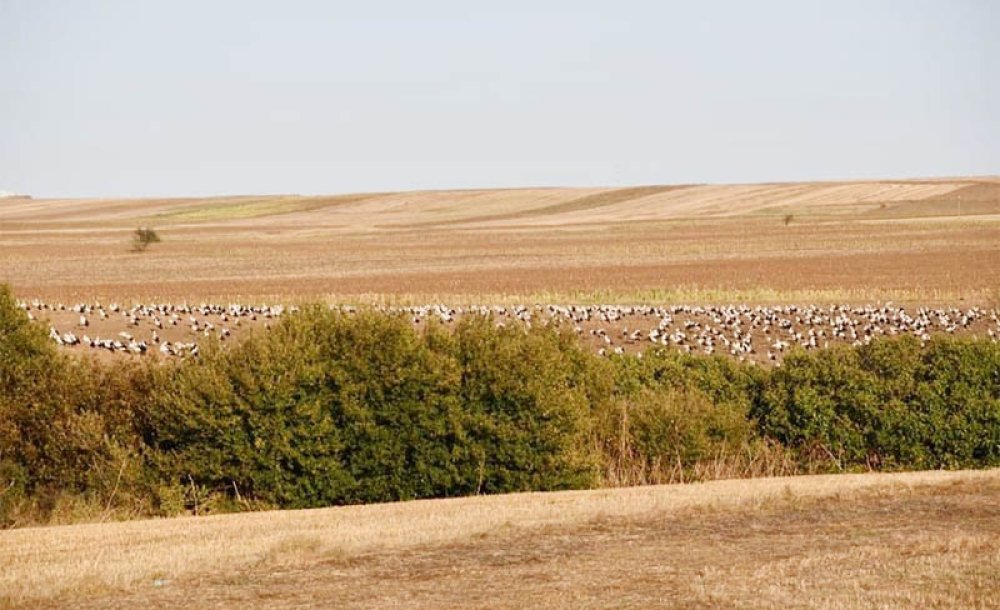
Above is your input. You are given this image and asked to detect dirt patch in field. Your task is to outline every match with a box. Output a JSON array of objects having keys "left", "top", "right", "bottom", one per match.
[
  {"left": 408, "top": 185, "right": 695, "bottom": 227},
  {"left": 13, "top": 246, "right": 995, "bottom": 305},
  {"left": 865, "top": 182, "right": 1000, "bottom": 220}
]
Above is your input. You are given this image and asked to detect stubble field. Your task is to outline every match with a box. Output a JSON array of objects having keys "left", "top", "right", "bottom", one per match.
[
  {"left": 3, "top": 470, "right": 998, "bottom": 609},
  {"left": 2, "top": 177, "right": 998, "bottom": 305}
]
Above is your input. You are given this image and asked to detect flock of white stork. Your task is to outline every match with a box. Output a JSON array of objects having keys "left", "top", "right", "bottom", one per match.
[
  {"left": 23, "top": 301, "right": 289, "bottom": 357},
  {"left": 17, "top": 298, "right": 1000, "bottom": 364}
]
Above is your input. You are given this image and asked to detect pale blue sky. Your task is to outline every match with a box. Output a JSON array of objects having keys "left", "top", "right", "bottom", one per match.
[{"left": 1, "top": 0, "right": 997, "bottom": 197}]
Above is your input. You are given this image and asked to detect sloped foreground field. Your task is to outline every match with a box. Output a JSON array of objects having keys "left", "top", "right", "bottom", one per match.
[{"left": 3, "top": 469, "right": 998, "bottom": 609}]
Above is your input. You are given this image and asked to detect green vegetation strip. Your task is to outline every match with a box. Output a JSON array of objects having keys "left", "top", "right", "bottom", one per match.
[
  {"left": 145, "top": 195, "right": 366, "bottom": 223},
  {"left": 1, "top": 284, "right": 997, "bottom": 527}
]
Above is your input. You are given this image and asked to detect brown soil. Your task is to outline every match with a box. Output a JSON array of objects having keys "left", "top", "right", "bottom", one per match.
[{"left": 3, "top": 215, "right": 998, "bottom": 303}]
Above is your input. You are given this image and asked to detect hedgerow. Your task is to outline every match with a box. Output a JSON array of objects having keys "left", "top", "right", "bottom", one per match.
[
  {"left": 1, "top": 284, "right": 997, "bottom": 526},
  {"left": 754, "top": 337, "right": 1000, "bottom": 470}
]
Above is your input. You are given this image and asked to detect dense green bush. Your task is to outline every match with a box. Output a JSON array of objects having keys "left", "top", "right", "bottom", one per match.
[
  {"left": 0, "top": 286, "right": 153, "bottom": 525},
  {"left": 451, "top": 316, "right": 600, "bottom": 493},
  {"left": 596, "top": 388, "right": 756, "bottom": 484},
  {"left": 754, "top": 337, "right": 1000, "bottom": 470},
  {"left": 140, "top": 308, "right": 599, "bottom": 509},
  {"left": 597, "top": 349, "right": 761, "bottom": 484},
  {"left": 1, "top": 282, "right": 997, "bottom": 527},
  {"left": 143, "top": 309, "right": 465, "bottom": 508},
  {"left": 912, "top": 338, "right": 1000, "bottom": 467}
]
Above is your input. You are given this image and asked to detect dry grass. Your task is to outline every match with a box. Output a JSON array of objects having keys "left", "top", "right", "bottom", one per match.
[{"left": 2, "top": 469, "right": 998, "bottom": 609}]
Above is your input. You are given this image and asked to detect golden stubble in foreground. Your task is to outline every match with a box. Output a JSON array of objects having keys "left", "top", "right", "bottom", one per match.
[{"left": 2, "top": 469, "right": 998, "bottom": 609}]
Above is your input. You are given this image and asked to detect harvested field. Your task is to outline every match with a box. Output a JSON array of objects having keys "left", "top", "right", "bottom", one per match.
[
  {"left": 2, "top": 469, "right": 997, "bottom": 609},
  {"left": 2, "top": 177, "right": 998, "bottom": 305}
]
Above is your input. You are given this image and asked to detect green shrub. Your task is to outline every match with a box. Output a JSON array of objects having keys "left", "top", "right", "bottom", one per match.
[
  {"left": 597, "top": 349, "right": 759, "bottom": 483},
  {"left": 142, "top": 308, "right": 599, "bottom": 507},
  {"left": 308, "top": 309, "right": 468, "bottom": 503},
  {"left": 599, "top": 388, "right": 754, "bottom": 483},
  {"left": 913, "top": 337, "right": 1000, "bottom": 467},
  {"left": 612, "top": 347, "right": 762, "bottom": 406},
  {"left": 131, "top": 227, "right": 161, "bottom": 252},
  {"left": 451, "top": 316, "right": 600, "bottom": 494},
  {"left": 0, "top": 286, "right": 153, "bottom": 525},
  {"left": 141, "top": 315, "right": 352, "bottom": 509},
  {"left": 754, "top": 337, "right": 1000, "bottom": 470}
]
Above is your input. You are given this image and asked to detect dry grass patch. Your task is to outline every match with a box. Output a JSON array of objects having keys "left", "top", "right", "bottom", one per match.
[{"left": 2, "top": 469, "right": 998, "bottom": 609}]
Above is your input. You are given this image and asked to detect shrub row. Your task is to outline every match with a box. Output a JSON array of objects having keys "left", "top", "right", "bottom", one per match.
[{"left": 1, "top": 284, "right": 997, "bottom": 526}]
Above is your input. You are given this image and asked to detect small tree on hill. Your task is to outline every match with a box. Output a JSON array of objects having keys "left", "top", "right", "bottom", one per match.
[{"left": 132, "top": 227, "right": 161, "bottom": 252}]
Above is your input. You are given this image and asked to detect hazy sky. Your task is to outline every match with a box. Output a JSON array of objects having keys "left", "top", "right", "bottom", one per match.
[{"left": 1, "top": 0, "right": 997, "bottom": 197}]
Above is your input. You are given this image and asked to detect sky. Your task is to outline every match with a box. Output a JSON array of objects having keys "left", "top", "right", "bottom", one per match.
[{"left": 1, "top": 0, "right": 998, "bottom": 197}]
